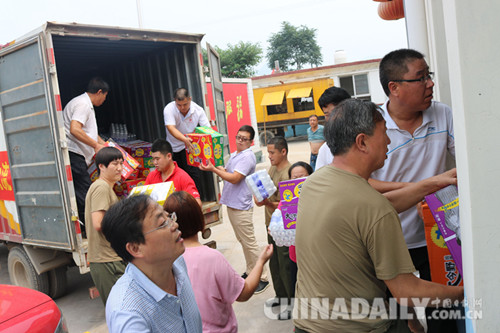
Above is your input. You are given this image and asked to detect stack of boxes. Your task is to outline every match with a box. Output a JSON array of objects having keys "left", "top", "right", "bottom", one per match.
[
  {"left": 119, "top": 140, "right": 153, "bottom": 198},
  {"left": 87, "top": 139, "right": 153, "bottom": 199}
]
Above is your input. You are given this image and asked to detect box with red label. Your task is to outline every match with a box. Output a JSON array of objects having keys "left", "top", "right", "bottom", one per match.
[
  {"left": 135, "top": 157, "right": 154, "bottom": 169},
  {"left": 123, "top": 178, "right": 146, "bottom": 194},
  {"left": 278, "top": 177, "right": 307, "bottom": 229},
  {"left": 113, "top": 181, "right": 128, "bottom": 199},
  {"left": 186, "top": 133, "right": 214, "bottom": 167},
  {"left": 104, "top": 140, "right": 140, "bottom": 180},
  {"left": 195, "top": 126, "right": 224, "bottom": 167},
  {"left": 139, "top": 167, "right": 153, "bottom": 179}
]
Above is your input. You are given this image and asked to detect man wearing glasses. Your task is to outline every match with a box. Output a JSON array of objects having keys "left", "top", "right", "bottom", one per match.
[
  {"left": 199, "top": 125, "right": 270, "bottom": 294},
  {"left": 370, "top": 48, "right": 457, "bottom": 332},
  {"left": 102, "top": 195, "right": 202, "bottom": 333}
]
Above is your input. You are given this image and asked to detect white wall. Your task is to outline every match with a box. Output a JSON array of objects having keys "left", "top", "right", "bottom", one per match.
[{"left": 439, "top": 1, "right": 500, "bottom": 332}]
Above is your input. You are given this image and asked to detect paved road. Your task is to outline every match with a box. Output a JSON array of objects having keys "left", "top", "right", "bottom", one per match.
[{"left": 0, "top": 139, "right": 311, "bottom": 333}]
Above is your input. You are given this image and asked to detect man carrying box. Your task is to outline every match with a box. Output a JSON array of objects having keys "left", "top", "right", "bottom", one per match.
[
  {"left": 164, "top": 88, "right": 210, "bottom": 194},
  {"left": 145, "top": 139, "right": 201, "bottom": 206},
  {"left": 85, "top": 147, "right": 126, "bottom": 305},
  {"left": 199, "top": 125, "right": 269, "bottom": 294}
]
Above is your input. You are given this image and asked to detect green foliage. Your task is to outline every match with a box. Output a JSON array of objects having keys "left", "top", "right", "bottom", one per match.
[
  {"left": 266, "top": 21, "right": 323, "bottom": 72},
  {"left": 203, "top": 41, "right": 263, "bottom": 78}
]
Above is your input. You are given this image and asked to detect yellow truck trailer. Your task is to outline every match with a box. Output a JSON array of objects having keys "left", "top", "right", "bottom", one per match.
[{"left": 253, "top": 78, "right": 333, "bottom": 144}]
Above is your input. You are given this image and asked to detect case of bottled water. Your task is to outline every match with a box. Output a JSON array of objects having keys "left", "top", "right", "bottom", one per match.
[
  {"left": 245, "top": 169, "right": 277, "bottom": 202},
  {"left": 269, "top": 209, "right": 296, "bottom": 247}
]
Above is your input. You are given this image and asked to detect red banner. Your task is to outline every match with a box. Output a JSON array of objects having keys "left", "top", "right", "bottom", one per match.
[
  {"left": 207, "top": 82, "right": 253, "bottom": 153},
  {"left": 0, "top": 151, "right": 15, "bottom": 201}
]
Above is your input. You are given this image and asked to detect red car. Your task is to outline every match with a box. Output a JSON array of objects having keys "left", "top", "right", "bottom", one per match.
[{"left": 0, "top": 284, "right": 68, "bottom": 333}]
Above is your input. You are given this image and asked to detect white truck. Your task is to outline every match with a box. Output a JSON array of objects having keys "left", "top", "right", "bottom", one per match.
[{"left": 0, "top": 22, "right": 227, "bottom": 298}]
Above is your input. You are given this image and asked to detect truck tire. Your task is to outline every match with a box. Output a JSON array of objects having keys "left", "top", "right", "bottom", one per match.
[
  {"left": 48, "top": 266, "right": 68, "bottom": 299},
  {"left": 8, "top": 246, "right": 50, "bottom": 294},
  {"left": 259, "top": 130, "right": 274, "bottom": 146}
]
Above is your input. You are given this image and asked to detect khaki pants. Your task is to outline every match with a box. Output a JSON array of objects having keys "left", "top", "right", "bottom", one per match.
[{"left": 227, "top": 206, "right": 268, "bottom": 282}]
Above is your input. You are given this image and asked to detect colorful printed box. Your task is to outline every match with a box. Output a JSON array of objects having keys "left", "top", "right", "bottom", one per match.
[
  {"left": 113, "top": 181, "right": 128, "bottom": 199},
  {"left": 195, "top": 126, "right": 224, "bottom": 166},
  {"left": 129, "top": 181, "right": 176, "bottom": 206},
  {"left": 422, "top": 203, "right": 463, "bottom": 286},
  {"left": 425, "top": 185, "right": 463, "bottom": 278},
  {"left": 123, "top": 178, "right": 146, "bottom": 194},
  {"left": 121, "top": 140, "right": 152, "bottom": 158},
  {"left": 278, "top": 177, "right": 307, "bottom": 229},
  {"left": 135, "top": 157, "right": 154, "bottom": 169},
  {"left": 186, "top": 133, "right": 214, "bottom": 167},
  {"left": 104, "top": 140, "right": 140, "bottom": 180}
]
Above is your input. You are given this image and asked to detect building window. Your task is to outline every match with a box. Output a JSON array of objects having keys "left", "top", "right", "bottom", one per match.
[
  {"left": 292, "top": 93, "right": 314, "bottom": 112},
  {"left": 267, "top": 96, "right": 288, "bottom": 115},
  {"left": 339, "top": 74, "right": 371, "bottom": 101}
]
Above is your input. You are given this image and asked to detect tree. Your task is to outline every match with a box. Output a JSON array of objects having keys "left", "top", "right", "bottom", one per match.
[
  {"left": 203, "top": 41, "right": 263, "bottom": 78},
  {"left": 266, "top": 21, "right": 323, "bottom": 72}
]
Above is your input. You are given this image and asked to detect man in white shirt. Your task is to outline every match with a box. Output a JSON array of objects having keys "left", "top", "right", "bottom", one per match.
[
  {"left": 163, "top": 88, "right": 210, "bottom": 195},
  {"left": 314, "top": 87, "right": 351, "bottom": 170},
  {"left": 370, "top": 48, "right": 458, "bottom": 332},
  {"left": 63, "top": 77, "right": 109, "bottom": 231}
]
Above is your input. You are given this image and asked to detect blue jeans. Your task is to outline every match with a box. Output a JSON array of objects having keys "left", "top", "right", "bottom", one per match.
[{"left": 310, "top": 153, "right": 318, "bottom": 171}]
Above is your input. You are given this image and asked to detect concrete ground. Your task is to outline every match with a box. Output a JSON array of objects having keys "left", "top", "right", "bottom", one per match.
[{"left": 0, "top": 139, "right": 311, "bottom": 333}]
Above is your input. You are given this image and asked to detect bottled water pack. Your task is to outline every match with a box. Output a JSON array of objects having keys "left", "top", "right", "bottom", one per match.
[
  {"left": 269, "top": 209, "right": 295, "bottom": 247},
  {"left": 245, "top": 169, "right": 277, "bottom": 202}
]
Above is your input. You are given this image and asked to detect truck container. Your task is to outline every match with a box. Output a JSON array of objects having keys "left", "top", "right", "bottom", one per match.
[{"left": 0, "top": 22, "right": 227, "bottom": 297}]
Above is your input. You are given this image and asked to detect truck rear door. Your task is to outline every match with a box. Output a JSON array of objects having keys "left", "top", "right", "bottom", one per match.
[
  {"left": 206, "top": 43, "right": 230, "bottom": 159},
  {"left": 0, "top": 35, "right": 73, "bottom": 250}
]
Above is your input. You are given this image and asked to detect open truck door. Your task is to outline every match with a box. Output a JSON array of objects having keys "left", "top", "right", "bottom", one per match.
[
  {"left": 206, "top": 43, "right": 230, "bottom": 161},
  {"left": 0, "top": 35, "right": 74, "bottom": 296}
]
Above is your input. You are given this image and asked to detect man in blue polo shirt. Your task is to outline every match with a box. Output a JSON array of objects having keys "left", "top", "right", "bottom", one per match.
[
  {"left": 199, "top": 125, "right": 269, "bottom": 294},
  {"left": 102, "top": 195, "right": 202, "bottom": 333},
  {"left": 306, "top": 115, "right": 324, "bottom": 170}
]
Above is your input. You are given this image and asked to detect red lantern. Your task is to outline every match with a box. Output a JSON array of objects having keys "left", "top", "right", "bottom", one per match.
[{"left": 378, "top": 0, "right": 405, "bottom": 20}]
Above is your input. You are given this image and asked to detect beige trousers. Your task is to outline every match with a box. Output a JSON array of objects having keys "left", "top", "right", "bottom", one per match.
[{"left": 227, "top": 206, "right": 268, "bottom": 282}]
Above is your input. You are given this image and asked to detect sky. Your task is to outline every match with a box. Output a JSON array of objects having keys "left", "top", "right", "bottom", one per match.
[{"left": 1, "top": 0, "right": 408, "bottom": 76}]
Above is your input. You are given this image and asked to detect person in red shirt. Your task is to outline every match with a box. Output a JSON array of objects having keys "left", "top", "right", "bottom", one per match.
[{"left": 145, "top": 139, "right": 202, "bottom": 206}]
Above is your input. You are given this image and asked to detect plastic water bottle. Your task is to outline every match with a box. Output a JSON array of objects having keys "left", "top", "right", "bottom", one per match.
[
  {"left": 269, "top": 209, "right": 296, "bottom": 247},
  {"left": 245, "top": 170, "right": 277, "bottom": 202},
  {"left": 110, "top": 123, "right": 117, "bottom": 142}
]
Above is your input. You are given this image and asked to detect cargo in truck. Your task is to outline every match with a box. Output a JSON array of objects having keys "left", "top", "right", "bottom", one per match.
[{"left": 0, "top": 22, "right": 228, "bottom": 298}]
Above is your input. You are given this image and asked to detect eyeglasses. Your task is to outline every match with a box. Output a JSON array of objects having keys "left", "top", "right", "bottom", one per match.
[
  {"left": 143, "top": 212, "right": 177, "bottom": 235},
  {"left": 236, "top": 135, "right": 251, "bottom": 142},
  {"left": 391, "top": 72, "right": 434, "bottom": 84}
]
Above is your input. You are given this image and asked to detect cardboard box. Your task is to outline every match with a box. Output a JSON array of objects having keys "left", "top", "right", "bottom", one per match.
[
  {"left": 129, "top": 181, "right": 176, "bottom": 206},
  {"left": 135, "top": 157, "right": 154, "bottom": 169},
  {"left": 123, "top": 178, "right": 146, "bottom": 194},
  {"left": 139, "top": 167, "right": 153, "bottom": 179},
  {"left": 104, "top": 140, "right": 140, "bottom": 180},
  {"left": 422, "top": 202, "right": 463, "bottom": 286},
  {"left": 121, "top": 140, "right": 152, "bottom": 158},
  {"left": 425, "top": 185, "right": 463, "bottom": 278},
  {"left": 87, "top": 162, "right": 99, "bottom": 182},
  {"left": 195, "top": 126, "right": 224, "bottom": 166},
  {"left": 113, "top": 181, "right": 128, "bottom": 199},
  {"left": 278, "top": 177, "right": 307, "bottom": 230},
  {"left": 186, "top": 133, "right": 214, "bottom": 167}
]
